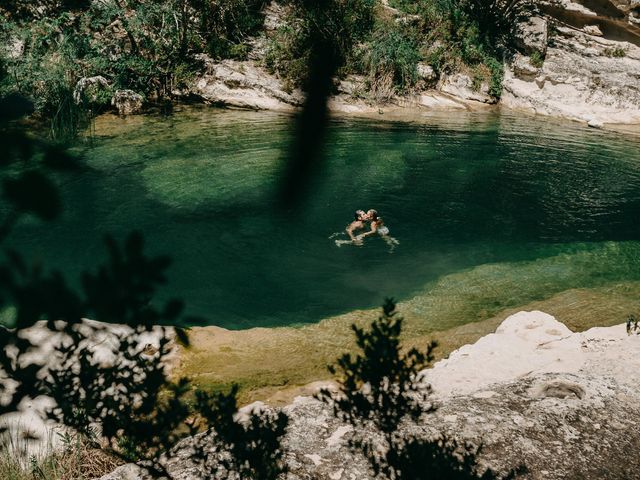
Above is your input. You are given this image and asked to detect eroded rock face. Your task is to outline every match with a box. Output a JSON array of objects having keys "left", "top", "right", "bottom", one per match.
[
  {"left": 181, "top": 0, "right": 640, "bottom": 122},
  {"left": 503, "top": 27, "right": 640, "bottom": 124},
  {"left": 503, "top": 0, "right": 640, "bottom": 124},
  {"left": 99, "top": 312, "right": 640, "bottom": 480},
  {"left": 439, "top": 74, "right": 495, "bottom": 104},
  {"left": 514, "top": 16, "right": 549, "bottom": 55},
  {"left": 181, "top": 55, "right": 303, "bottom": 111}
]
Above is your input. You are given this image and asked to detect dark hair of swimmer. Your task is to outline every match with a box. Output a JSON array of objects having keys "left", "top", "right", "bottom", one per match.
[{"left": 354, "top": 210, "right": 365, "bottom": 220}]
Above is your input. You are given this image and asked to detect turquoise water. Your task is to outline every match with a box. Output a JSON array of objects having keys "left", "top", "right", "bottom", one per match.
[{"left": 9, "top": 107, "right": 640, "bottom": 328}]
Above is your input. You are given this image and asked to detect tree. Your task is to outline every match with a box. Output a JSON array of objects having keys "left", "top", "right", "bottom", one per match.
[
  {"left": 319, "top": 299, "right": 525, "bottom": 479},
  {"left": 195, "top": 385, "right": 289, "bottom": 480}
]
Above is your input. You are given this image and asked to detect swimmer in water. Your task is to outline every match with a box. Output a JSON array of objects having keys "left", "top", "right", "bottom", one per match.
[
  {"left": 346, "top": 210, "right": 367, "bottom": 243},
  {"left": 357, "top": 209, "right": 400, "bottom": 251}
]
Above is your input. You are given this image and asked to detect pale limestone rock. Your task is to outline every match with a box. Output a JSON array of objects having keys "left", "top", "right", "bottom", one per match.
[
  {"left": 502, "top": 27, "right": 640, "bottom": 124},
  {"left": 511, "top": 54, "right": 540, "bottom": 78},
  {"left": 184, "top": 55, "right": 303, "bottom": 111},
  {"left": 439, "top": 74, "right": 494, "bottom": 104},
  {"left": 263, "top": 1, "right": 288, "bottom": 31},
  {"left": 0, "top": 320, "right": 176, "bottom": 459},
  {"left": 73, "top": 76, "right": 109, "bottom": 104},
  {"left": 111, "top": 90, "right": 143, "bottom": 116},
  {"left": 583, "top": 24, "right": 604, "bottom": 36},
  {"left": 98, "top": 464, "right": 144, "bottom": 480},
  {"left": 514, "top": 16, "right": 548, "bottom": 56},
  {"left": 416, "top": 62, "right": 436, "bottom": 81},
  {"left": 99, "top": 312, "right": 640, "bottom": 479},
  {"left": 336, "top": 75, "right": 366, "bottom": 96},
  {"left": 4, "top": 37, "right": 24, "bottom": 59}
]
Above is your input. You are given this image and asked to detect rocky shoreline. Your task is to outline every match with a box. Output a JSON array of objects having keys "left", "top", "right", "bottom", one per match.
[
  {"left": 100, "top": 311, "right": 640, "bottom": 480},
  {"left": 157, "top": 0, "right": 640, "bottom": 128}
]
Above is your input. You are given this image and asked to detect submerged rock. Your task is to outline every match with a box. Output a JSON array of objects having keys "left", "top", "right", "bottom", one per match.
[{"left": 99, "top": 312, "right": 640, "bottom": 479}]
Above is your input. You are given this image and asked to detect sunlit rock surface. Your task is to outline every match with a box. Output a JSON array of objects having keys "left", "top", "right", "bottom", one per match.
[
  {"left": 502, "top": 0, "right": 640, "bottom": 124},
  {"left": 183, "top": 0, "right": 640, "bottom": 123},
  {"left": 99, "top": 311, "right": 640, "bottom": 480},
  {"left": 0, "top": 320, "right": 176, "bottom": 458}
]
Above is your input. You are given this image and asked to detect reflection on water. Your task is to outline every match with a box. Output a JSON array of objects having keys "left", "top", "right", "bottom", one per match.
[{"left": 9, "top": 107, "right": 640, "bottom": 329}]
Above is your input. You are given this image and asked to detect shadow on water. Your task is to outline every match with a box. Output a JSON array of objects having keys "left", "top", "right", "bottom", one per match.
[{"left": 7, "top": 107, "right": 640, "bottom": 329}]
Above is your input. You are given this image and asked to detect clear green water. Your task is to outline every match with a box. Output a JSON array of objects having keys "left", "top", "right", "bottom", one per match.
[{"left": 10, "top": 107, "right": 640, "bottom": 329}]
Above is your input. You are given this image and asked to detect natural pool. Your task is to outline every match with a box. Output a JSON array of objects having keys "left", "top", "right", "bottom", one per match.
[{"left": 10, "top": 106, "right": 640, "bottom": 331}]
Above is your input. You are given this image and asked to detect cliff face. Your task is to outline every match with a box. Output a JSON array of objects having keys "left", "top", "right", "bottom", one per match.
[
  {"left": 502, "top": 0, "right": 640, "bottom": 124},
  {"left": 100, "top": 311, "right": 640, "bottom": 480}
]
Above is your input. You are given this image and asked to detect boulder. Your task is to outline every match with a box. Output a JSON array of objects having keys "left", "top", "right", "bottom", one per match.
[
  {"left": 183, "top": 55, "right": 303, "bottom": 110},
  {"left": 416, "top": 62, "right": 436, "bottom": 82},
  {"left": 73, "top": 76, "right": 110, "bottom": 104},
  {"left": 439, "top": 73, "right": 495, "bottom": 104},
  {"left": 583, "top": 24, "right": 604, "bottom": 36},
  {"left": 111, "top": 90, "right": 144, "bottom": 116},
  {"left": 3, "top": 37, "right": 24, "bottom": 60}
]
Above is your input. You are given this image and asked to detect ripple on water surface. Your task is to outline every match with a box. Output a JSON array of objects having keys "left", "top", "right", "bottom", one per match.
[{"left": 10, "top": 107, "right": 640, "bottom": 329}]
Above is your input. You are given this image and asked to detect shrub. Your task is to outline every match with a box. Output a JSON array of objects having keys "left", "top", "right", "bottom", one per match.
[
  {"left": 188, "top": 0, "right": 267, "bottom": 59},
  {"left": 264, "top": 23, "right": 310, "bottom": 91},
  {"left": 529, "top": 50, "right": 544, "bottom": 68},
  {"left": 319, "top": 299, "right": 526, "bottom": 479},
  {"left": 359, "top": 22, "right": 421, "bottom": 99},
  {"left": 0, "top": 0, "right": 269, "bottom": 137},
  {"left": 265, "top": 0, "right": 376, "bottom": 89},
  {"left": 604, "top": 47, "right": 626, "bottom": 58},
  {"left": 422, "top": 0, "right": 536, "bottom": 99},
  {"left": 0, "top": 89, "right": 290, "bottom": 479}
]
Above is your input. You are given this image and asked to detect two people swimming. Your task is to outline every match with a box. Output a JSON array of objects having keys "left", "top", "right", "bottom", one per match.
[
  {"left": 341, "top": 209, "right": 399, "bottom": 251},
  {"left": 347, "top": 209, "right": 385, "bottom": 243}
]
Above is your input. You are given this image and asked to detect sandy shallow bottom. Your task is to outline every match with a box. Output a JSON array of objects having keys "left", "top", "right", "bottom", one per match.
[{"left": 177, "top": 280, "right": 640, "bottom": 405}]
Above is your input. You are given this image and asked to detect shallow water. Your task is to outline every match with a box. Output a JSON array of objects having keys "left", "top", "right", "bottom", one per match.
[{"left": 9, "top": 107, "right": 640, "bottom": 329}]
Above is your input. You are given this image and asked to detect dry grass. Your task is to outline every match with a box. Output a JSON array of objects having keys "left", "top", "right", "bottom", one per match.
[{"left": 0, "top": 428, "right": 123, "bottom": 480}]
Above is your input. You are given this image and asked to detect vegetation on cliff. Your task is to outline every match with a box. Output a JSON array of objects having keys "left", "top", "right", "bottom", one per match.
[
  {"left": 0, "top": 0, "right": 534, "bottom": 138},
  {"left": 0, "top": 0, "right": 267, "bottom": 138},
  {"left": 266, "top": 0, "right": 532, "bottom": 99}
]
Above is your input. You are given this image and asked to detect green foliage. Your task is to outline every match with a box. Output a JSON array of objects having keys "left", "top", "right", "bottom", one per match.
[
  {"left": 0, "top": 89, "right": 288, "bottom": 478},
  {"left": 604, "top": 47, "right": 626, "bottom": 58},
  {"left": 359, "top": 22, "right": 421, "bottom": 98},
  {"left": 265, "top": 0, "right": 376, "bottom": 89},
  {"left": 529, "top": 50, "right": 544, "bottom": 68},
  {"left": 195, "top": 385, "right": 289, "bottom": 480},
  {"left": 189, "top": 0, "right": 266, "bottom": 59},
  {"left": 320, "top": 299, "right": 434, "bottom": 435},
  {"left": 264, "top": 23, "right": 310, "bottom": 91},
  {"left": 320, "top": 299, "right": 525, "bottom": 479},
  {"left": 0, "top": 0, "right": 269, "bottom": 137},
  {"left": 388, "top": 0, "right": 535, "bottom": 99}
]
